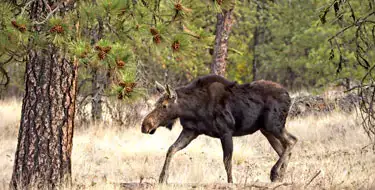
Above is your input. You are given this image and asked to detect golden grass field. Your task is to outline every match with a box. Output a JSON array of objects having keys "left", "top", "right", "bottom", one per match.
[{"left": 1, "top": 98, "right": 375, "bottom": 189}]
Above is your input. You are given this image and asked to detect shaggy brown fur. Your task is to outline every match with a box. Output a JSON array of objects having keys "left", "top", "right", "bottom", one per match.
[{"left": 142, "top": 75, "right": 297, "bottom": 184}]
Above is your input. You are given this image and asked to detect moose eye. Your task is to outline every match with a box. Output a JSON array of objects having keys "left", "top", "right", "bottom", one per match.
[{"left": 162, "top": 104, "right": 167, "bottom": 109}]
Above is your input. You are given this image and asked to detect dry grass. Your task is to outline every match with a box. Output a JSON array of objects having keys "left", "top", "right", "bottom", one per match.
[{"left": 1, "top": 98, "right": 375, "bottom": 189}]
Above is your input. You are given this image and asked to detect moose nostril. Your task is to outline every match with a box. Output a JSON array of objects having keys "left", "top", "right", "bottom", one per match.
[
  {"left": 141, "top": 124, "right": 147, "bottom": 133},
  {"left": 141, "top": 127, "right": 147, "bottom": 133},
  {"left": 142, "top": 122, "right": 152, "bottom": 133}
]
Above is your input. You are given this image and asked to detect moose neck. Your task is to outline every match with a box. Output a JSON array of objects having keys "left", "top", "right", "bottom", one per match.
[{"left": 172, "top": 89, "right": 202, "bottom": 120}]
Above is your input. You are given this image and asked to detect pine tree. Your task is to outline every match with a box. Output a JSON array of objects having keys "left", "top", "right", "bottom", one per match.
[
  {"left": 4, "top": 1, "right": 78, "bottom": 188},
  {"left": 0, "top": 0, "right": 222, "bottom": 188}
]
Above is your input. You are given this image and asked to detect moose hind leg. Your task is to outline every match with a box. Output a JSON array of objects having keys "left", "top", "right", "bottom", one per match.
[
  {"left": 263, "top": 103, "right": 297, "bottom": 182},
  {"left": 261, "top": 129, "right": 293, "bottom": 179},
  {"left": 220, "top": 134, "right": 234, "bottom": 183},
  {"left": 279, "top": 130, "right": 297, "bottom": 177},
  {"left": 270, "top": 129, "right": 297, "bottom": 182},
  {"left": 159, "top": 129, "right": 198, "bottom": 183},
  {"left": 261, "top": 129, "right": 284, "bottom": 156}
]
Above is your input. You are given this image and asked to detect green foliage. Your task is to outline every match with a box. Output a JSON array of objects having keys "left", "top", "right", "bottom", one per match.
[
  {"left": 4, "top": 0, "right": 371, "bottom": 98},
  {"left": 0, "top": 3, "right": 29, "bottom": 53},
  {"left": 0, "top": 0, "right": 223, "bottom": 99},
  {"left": 227, "top": 0, "right": 369, "bottom": 91}
]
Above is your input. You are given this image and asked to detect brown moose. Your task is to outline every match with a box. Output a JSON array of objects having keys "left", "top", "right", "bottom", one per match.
[{"left": 141, "top": 75, "right": 297, "bottom": 184}]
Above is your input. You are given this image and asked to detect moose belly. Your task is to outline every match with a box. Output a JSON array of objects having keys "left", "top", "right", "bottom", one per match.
[
  {"left": 180, "top": 119, "right": 230, "bottom": 138},
  {"left": 230, "top": 101, "right": 263, "bottom": 136}
]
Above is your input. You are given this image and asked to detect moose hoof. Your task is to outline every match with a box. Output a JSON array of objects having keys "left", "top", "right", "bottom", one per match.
[
  {"left": 159, "top": 178, "right": 167, "bottom": 184},
  {"left": 270, "top": 168, "right": 283, "bottom": 182},
  {"left": 159, "top": 174, "right": 168, "bottom": 184},
  {"left": 227, "top": 177, "right": 233, "bottom": 183},
  {"left": 270, "top": 172, "right": 282, "bottom": 182}
]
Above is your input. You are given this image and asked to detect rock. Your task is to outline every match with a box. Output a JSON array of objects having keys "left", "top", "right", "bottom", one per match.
[{"left": 289, "top": 93, "right": 360, "bottom": 118}]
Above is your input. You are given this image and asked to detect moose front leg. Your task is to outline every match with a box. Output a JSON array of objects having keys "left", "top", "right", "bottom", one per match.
[
  {"left": 159, "top": 129, "right": 198, "bottom": 183},
  {"left": 220, "top": 134, "right": 233, "bottom": 183}
]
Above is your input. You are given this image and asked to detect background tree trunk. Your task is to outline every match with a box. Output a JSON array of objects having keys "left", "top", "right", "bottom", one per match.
[
  {"left": 90, "top": 15, "right": 105, "bottom": 122},
  {"left": 91, "top": 68, "right": 104, "bottom": 122},
  {"left": 251, "top": 0, "right": 268, "bottom": 81},
  {"left": 211, "top": 9, "right": 235, "bottom": 76},
  {"left": 251, "top": 25, "right": 260, "bottom": 81}
]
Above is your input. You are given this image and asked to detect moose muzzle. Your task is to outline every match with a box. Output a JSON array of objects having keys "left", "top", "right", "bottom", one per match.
[{"left": 141, "top": 117, "right": 157, "bottom": 134}]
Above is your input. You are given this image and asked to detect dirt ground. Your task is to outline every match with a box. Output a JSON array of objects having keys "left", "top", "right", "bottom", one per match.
[{"left": 1, "top": 98, "right": 375, "bottom": 189}]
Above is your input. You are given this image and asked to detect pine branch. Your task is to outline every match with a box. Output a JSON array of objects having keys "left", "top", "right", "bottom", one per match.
[{"left": 328, "top": 11, "right": 375, "bottom": 42}]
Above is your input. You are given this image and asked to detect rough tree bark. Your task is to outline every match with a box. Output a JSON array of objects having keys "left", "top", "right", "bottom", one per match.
[
  {"left": 10, "top": 47, "right": 77, "bottom": 190},
  {"left": 10, "top": 1, "right": 77, "bottom": 189},
  {"left": 211, "top": 8, "right": 235, "bottom": 76}
]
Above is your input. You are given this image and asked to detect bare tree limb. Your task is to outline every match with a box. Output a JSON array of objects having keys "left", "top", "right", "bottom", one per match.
[
  {"left": 325, "top": 1, "right": 375, "bottom": 146},
  {"left": 0, "top": 55, "right": 14, "bottom": 66},
  {"left": 33, "top": 3, "right": 62, "bottom": 25},
  {"left": 0, "top": 66, "right": 10, "bottom": 87}
]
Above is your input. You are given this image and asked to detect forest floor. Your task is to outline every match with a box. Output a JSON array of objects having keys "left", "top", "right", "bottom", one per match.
[{"left": 1, "top": 98, "right": 375, "bottom": 189}]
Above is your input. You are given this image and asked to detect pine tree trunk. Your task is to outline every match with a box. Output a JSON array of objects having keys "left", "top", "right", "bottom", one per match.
[
  {"left": 10, "top": 1, "right": 77, "bottom": 188},
  {"left": 91, "top": 68, "right": 104, "bottom": 121},
  {"left": 10, "top": 46, "right": 77, "bottom": 189},
  {"left": 91, "top": 16, "right": 104, "bottom": 122},
  {"left": 251, "top": 25, "right": 260, "bottom": 81},
  {"left": 211, "top": 9, "right": 235, "bottom": 76},
  {"left": 251, "top": 0, "right": 269, "bottom": 81}
]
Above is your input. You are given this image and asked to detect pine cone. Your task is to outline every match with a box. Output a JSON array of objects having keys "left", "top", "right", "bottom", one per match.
[
  {"left": 95, "top": 46, "right": 102, "bottom": 51},
  {"left": 50, "top": 27, "right": 56, "bottom": 33},
  {"left": 50, "top": 25, "right": 64, "bottom": 34},
  {"left": 102, "top": 46, "right": 111, "bottom": 53},
  {"left": 98, "top": 51, "right": 106, "bottom": 60},
  {"left": 125, "top": 86, "right": 133, "bottom": 93},
  {"left": 18, "top": 25, "right": 26, "bottom": 33},
  {"left": 174, "top": 3, "right": 183, "bottom": 11},
  {"left": 11, "top": 20, "right": 18, "bottom": 28},
  {"left": 55, "top": 25, "right": 64, "bottom": 33},
  {"left": 119, "top": 82, "right": 136, "bottom": 88},
  {"left": 172, "top": 41, "right": 180, "bottom": 51},
  {"left": 150, "top": 27, "right": 159, "bottom": 36},
  {"left": 119, "top": 82, "right": 127, "bottom": 88},
  {"left": 153, "top": 34, "right": 161, "bottom": 44},
  {"left": 117, "top": 60, "right": 126, "bottom": 68},
  {"left": 129, "top": 82, "right": 136, "bottom": 88},
  {"left": 11, "top": 21, "right": 26, "bottom": 33}
]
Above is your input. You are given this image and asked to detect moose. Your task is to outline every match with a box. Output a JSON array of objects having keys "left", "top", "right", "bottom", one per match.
[{"left": 141, "top": 75, "right": 297, "bottom": 183}]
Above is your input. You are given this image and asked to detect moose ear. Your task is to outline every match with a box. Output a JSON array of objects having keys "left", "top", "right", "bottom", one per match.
[
  {"left": 166, "top": 84, "right": 177, "bottom": 99},
  {"left": 166, "top": 84, "right": 171, "bottom": 96},
  {"left": 155, "top": 81, "right": 166, "bottom": 93}
]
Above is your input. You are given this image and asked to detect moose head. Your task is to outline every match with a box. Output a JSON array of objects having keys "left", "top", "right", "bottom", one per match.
[{"left": 141, "top": 82, "right": 178, "bottom": 134}]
